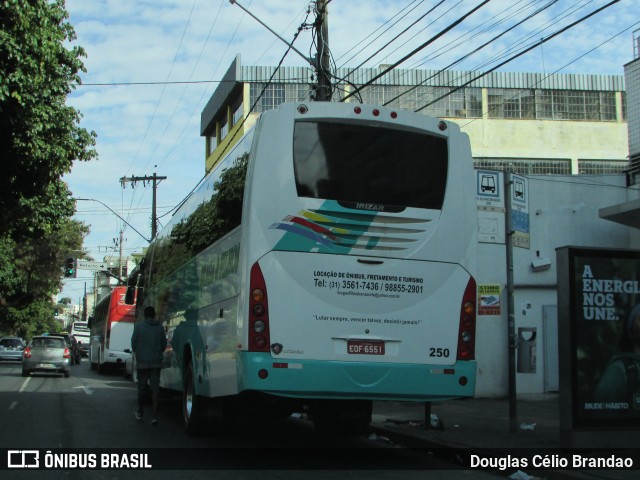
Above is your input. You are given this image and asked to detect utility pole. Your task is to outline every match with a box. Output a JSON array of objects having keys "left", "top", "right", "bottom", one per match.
[
  {"left": 314, "top": 0, "right": 332, "bottom": 101},
  {"left": 229, "top": 0, "right": 332, "bottom": 102},
  {"left": 117, "top": 229, "right": 124, "bottom": 280},
  {"left": 119, "top": 172, "right": 167, "bottom": 240},
  {"left": 504, "top": 170, "right": 518, "bottom": 433}
]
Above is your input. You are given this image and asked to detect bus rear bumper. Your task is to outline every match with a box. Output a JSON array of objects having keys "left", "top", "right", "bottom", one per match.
[{"left": 237, "top": 352, "right": 476, "bottom": 401}]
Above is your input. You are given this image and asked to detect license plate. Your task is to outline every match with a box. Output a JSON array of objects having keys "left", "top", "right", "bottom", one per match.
[
  {"left": 347, "top": 340, "right": 385, "bottom": 355},
  {"left": 37, "top": 363, "right": 56, "bottom": 369}
]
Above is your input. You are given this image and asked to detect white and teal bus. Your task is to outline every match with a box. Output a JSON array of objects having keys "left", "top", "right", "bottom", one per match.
[{"left": 128, "top": 101, "right": 477, "bottom": 434}]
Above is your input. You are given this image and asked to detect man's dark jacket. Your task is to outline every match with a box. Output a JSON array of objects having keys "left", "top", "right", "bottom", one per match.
[{"left": 131, "top": 316, "right": 167, "bottom": 369}]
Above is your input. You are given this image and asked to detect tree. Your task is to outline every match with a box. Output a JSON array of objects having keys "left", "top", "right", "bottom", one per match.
[
  {"left": 0, "top": 0, "right": 96, "bottom": 335},
  {"left": 0, "top": 0, "right": 97, "bottom": 240},
  {"left": 0, "top": 217, "right": 89, "bottom": 333}
]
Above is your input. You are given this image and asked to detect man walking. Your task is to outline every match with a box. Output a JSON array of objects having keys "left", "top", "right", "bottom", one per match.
[{"left": 131, "top": 305, "right": 167, "bottom": 425}]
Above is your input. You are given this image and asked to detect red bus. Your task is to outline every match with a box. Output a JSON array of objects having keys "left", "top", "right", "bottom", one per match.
[{"left": 89, "top": 286, "right": 135, "bottom": 373}]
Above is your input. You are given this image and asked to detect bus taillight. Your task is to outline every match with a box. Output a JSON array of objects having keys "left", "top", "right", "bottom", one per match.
[
  {"left": 249, "top": 263, "right": 270, "bottom": 352},
  {"left": 457, "top": 277, "right": 477, "bottom": 361}
]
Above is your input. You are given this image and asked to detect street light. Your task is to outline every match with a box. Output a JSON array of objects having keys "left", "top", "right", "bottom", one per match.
[{"left": 74, "top": 197, "right": 151, "bottom": 243}]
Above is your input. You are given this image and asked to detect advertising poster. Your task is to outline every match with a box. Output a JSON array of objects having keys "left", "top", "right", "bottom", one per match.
[
  {"left": 478, "top": 284, "right": 501, "bottom": 316},
  {"left": 558, "top": 247, "right": 640, "bottom": 431}
]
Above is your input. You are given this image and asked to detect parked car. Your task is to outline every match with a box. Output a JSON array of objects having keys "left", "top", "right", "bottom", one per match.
[
  {"left": 42, "top": 333, "right": 81, "bottom": 365},
  {"left": 22, "top": 336, "right": 71, "bottom": 377},
  {"left": 0, "top": 337, "right": 26, "bottom": 362}
]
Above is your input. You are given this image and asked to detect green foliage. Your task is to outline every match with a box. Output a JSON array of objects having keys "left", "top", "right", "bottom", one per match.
[
  {"left": 0, "top": 0, "right": 96, "bottom": 334},
  {"left": 3, "top": 299, "right": 62, "bottom": 340},
  {"left": 0, "top": 218, "right": 89, "bottom": 331},
  {"left": 0, "top": 0, "right": 97, "bottom": 238}
]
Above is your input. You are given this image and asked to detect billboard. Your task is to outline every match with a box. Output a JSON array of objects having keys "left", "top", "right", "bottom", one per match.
[{"left": 557, "top": 246, "right": 640, "bottom": 438}]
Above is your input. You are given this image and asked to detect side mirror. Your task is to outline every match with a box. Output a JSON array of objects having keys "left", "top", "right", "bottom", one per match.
[
  {"left": 125, "top": 286, "right": 137, "bottom": 305},
  {"left": 124, "top": 348, "right": 132, "bottom": 354}
]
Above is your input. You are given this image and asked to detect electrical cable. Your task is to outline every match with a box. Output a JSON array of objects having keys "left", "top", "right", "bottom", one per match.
[
  {"left": 341, "top": 0, "right": 492, "bottom": 103},
  {"left": 164, "top": 16, "right": 311, "bottom": 221},
  {"left": 384, "top": 0, "right": 556, "bottom": 107},
  {"left": 458, "top": 18, "right": 640, "bottom": 129},
  {"left": 414, "top": 0, "right": 620, "bottom": 113},
  {"left": 342, "top": 0, "right": 463, "bottom": 92},
  {"left": 403, "top": 0, "right": 593, "bottom": 112},
  {"left": 335, "top": 0, "right": 425, "bottom": 68},
  {"left": 349, "top": 1, "right": 446, "bottom": 76}
]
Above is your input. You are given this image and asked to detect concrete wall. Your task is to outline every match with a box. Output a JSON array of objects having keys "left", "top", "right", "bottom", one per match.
[
  {"left": 475, "top": 174, "right": 637, "bottom": 397},
  {"left": 461, "top": 119, "right": 629, "bottom": 172}
]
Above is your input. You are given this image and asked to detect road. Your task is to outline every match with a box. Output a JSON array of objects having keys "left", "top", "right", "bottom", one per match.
[{"left": 0, "top": 359, "right": 501, "bottom": 479}]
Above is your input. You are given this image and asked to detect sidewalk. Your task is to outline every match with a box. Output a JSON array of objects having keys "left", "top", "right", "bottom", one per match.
[
  {"left": 369, "top": 395, "right": 638, "bottom": 479},
  {"left": 371, "top": 394, "right": 559, "bottom": 450}
]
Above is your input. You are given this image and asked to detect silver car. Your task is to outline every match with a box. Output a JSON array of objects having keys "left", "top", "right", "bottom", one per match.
[
  {"left": 0, "top": 337, "right": 25, "bottom": 362},
  {"left": 22, "top": 336, "right": 71, "bottom": 377}
]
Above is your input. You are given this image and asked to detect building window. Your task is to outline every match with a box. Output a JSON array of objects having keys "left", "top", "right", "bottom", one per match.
[
  {"left": 249, "top": 83, "right": 312, "bottom": 113},
  {"left": 535, "top": 89, "right": 617, "bottom": 121},
  {"left": 206, "top": 133, "right": 217, "bottom": 157},
  {"left": 359, "top": 85, "right": 400, "bottom": 107},
  {"left": 220, "top": 116, "right": 228, "bottom": 140},
  {"left": 474, "top": 158, "right": 571, "bottom": 175},
  {"left": 249, "top": 83, "right": 285, "bottom": 112},
  {"left": 489, "top": 89, "right": 535, "bottom": 119},
  {"left": 285, "top": 83, "right": 312, "bottom": 102},
  {"left": 232, "top": 98, "right": 243, "bottom": 126},
  {"left": 599, "top": 92, "right": 616, "bottom": 121},
  {"left": 578, "top": 160, "right": 628, "bottom": 174},
  {"left": 464, "top": 88, "right": 482, "bottom": 117}
]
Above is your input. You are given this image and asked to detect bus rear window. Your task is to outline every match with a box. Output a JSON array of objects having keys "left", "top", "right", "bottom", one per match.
[{"left": 293, "top": 121, "right": 448, "bottom": 210}]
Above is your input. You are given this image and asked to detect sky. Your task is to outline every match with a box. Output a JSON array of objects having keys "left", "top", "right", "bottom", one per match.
[{"left": 59, "top": 0, "right": 640, "bottom": 303}]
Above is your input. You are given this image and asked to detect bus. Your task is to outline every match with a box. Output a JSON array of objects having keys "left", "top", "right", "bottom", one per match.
[
  {"left": 127, "top": 101, "right": 477, "bottom": 434},
  {"left": 89, "top": 286, "right": 136, "bottom": 373},
  {"left": 69, "top": 321, "right": 90, "bottom": 357}
]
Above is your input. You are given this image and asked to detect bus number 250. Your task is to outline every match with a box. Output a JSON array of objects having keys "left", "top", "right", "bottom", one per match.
[{"left": 429, "top": 347, "right": 450, "bottom": 358}]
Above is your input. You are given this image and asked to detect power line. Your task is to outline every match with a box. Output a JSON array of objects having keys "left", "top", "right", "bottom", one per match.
[
  {"left": 76, "top": 80, "right": 227, "bottom": 86},
  {"left": 335, "top": 0, "right": 425, "bottom": 68},
  {"left": 458, "top": 18, "right": 640, "bottom": 128},
  {"left": 399, "top": 1, "right": 593, "bottom": 111},
  {"left": 404, "top": 0, "right": 540, "bottom": 71},
  {"left": 414, "top": 0, "right": 620, "bottom": 112},
  {"left": 384, "top": 0, "right": 557, "bottom": 107},
  {"left": 164, "top": 15, "right": 312, "bottom": 223},
  {"left": 342, "top": 0, "right": 464, "bottom": 92},
  {"left": 341, "top": 0, "right": 492, "bottom": 102},
  {"left": 348, "top": 1, "right": 446, "bottom": 75}
]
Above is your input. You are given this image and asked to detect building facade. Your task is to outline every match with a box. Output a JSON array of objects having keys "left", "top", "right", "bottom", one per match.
[{"left": 201, "top": 55, "right": 628, "bottom": 177}]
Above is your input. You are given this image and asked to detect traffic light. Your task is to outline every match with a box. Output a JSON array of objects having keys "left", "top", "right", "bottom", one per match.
[{"left": 64, "top": 257, "right": 77, "bottom": 278}]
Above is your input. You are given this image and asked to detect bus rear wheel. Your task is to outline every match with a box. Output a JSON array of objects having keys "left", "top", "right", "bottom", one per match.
[{"left": 183, "top": 362, "right": 203, "bottom": 435}]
